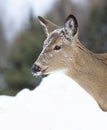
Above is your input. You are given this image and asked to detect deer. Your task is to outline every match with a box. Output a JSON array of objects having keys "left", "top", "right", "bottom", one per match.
[{"left": 31, "top": 14, "right": 107, "bottom": 111}]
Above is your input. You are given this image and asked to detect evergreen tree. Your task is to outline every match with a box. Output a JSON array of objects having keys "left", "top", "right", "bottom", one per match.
[
  {"left": 5, "top": 12, "right": 44, "bottom": 94},
  {"left": 86, "top": 0, "right": 107, "bottom": 52},
  {"left": 0, "top": 20, "right": 8, "bottom": 90}
]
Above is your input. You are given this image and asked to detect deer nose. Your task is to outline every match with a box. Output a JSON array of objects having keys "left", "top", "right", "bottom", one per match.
[{"left": 31, "top": 64, "right": 41, "bottom": 74}]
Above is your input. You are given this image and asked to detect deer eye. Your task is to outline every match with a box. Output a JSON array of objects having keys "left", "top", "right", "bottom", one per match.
[{"left": 54, "top": 45, "right": 61, "bottom": 50}]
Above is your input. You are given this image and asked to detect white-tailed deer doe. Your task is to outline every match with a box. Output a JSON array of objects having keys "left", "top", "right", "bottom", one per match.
[{"left": 32, "top": 14, "right": 107, "bottom": 111}]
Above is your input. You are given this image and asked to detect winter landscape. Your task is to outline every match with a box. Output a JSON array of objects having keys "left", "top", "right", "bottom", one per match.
[
  {"left": 0, "top": 72, "right": 107, "bottom": 130},
  {"left": 0, "top": 0, "right": 107, "bottom": 130}
]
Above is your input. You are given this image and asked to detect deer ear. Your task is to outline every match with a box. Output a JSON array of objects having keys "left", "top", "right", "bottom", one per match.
[
  {"left": 64, "top": 14, "right": 78, "bottom": 38},
  {"left": 38, "top": 16, "right": 59, "bottom": 37}
]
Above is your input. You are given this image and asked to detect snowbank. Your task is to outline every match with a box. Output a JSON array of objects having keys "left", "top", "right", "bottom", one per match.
[{"left": 0, "top": 72, "right": 107, "bottom": 130}]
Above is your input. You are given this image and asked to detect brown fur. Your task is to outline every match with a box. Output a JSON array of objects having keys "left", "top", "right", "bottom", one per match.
[{"left": 33, "top": 15, "right": 107, "bottom": 111}]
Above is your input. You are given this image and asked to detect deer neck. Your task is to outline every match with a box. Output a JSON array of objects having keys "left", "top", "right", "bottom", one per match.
[{"left": 66, "top": 39, "right": 107, "bottom": 110}]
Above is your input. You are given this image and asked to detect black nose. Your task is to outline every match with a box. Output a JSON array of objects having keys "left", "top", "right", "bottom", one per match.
[{"left": 31, "top": 64, "right": 41, "bottom": 73}]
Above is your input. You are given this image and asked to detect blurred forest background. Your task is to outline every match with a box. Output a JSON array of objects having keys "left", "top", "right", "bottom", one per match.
[{"left": 0, "top": 0, "right": 107, "bottom": 95}]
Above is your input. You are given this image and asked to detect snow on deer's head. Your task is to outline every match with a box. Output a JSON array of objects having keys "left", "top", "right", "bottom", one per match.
[{"left": 32, "top": 15, "right": 78, "bottom": 76}]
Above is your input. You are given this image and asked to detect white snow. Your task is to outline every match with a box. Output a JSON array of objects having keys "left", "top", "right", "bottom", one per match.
[{"left": 0, "top": 72, "right": 107, "bottom": 130}]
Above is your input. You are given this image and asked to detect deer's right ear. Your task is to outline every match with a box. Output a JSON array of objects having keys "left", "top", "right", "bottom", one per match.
[
  {"left": 38, "top": 16, "right": 59, "bottom": 37},
  {"left": 63, "top": 14, "right": 78, "bottom": 38}
]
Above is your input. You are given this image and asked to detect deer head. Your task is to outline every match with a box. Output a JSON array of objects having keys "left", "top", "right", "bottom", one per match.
[
  {"left": 31, "top": 15, "right": 107, "bottom": 111},
  {"left": 32, "top": 15, "right": 78, "bottom": 76}
]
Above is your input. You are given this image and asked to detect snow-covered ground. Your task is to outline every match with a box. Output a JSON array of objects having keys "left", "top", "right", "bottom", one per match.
[{"left": 0, "top": 72, "right": 107, "bottom": 130}]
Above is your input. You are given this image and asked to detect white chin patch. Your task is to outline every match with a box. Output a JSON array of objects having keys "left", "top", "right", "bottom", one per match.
[
  {"left": 32, "top": 69, "right": 68, "bottom": 77},
  {"left": 32, "top": 72, "right": 42, "bottom": 77}
]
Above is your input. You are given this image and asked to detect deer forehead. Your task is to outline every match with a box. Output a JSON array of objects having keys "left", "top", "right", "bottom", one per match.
[{"left": 43, "top": 28, "right": 67, "bottom": 48}]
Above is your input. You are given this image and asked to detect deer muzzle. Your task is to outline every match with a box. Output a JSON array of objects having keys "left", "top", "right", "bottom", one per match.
[{"left": 31, "top": 64, "right": 41, "bottom": 75}]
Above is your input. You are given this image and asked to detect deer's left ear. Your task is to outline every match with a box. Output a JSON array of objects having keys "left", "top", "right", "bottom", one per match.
[
  {"left": 38, "top": 16, "right": 59, "bottom": 37},
  {"left": 63, "top": 14, "right": 78, "bottom": 38}
]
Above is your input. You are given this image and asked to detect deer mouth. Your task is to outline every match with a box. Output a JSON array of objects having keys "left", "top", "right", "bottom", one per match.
[{"left": 42, "top": 67, "right": 48, "bottom": 73}]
